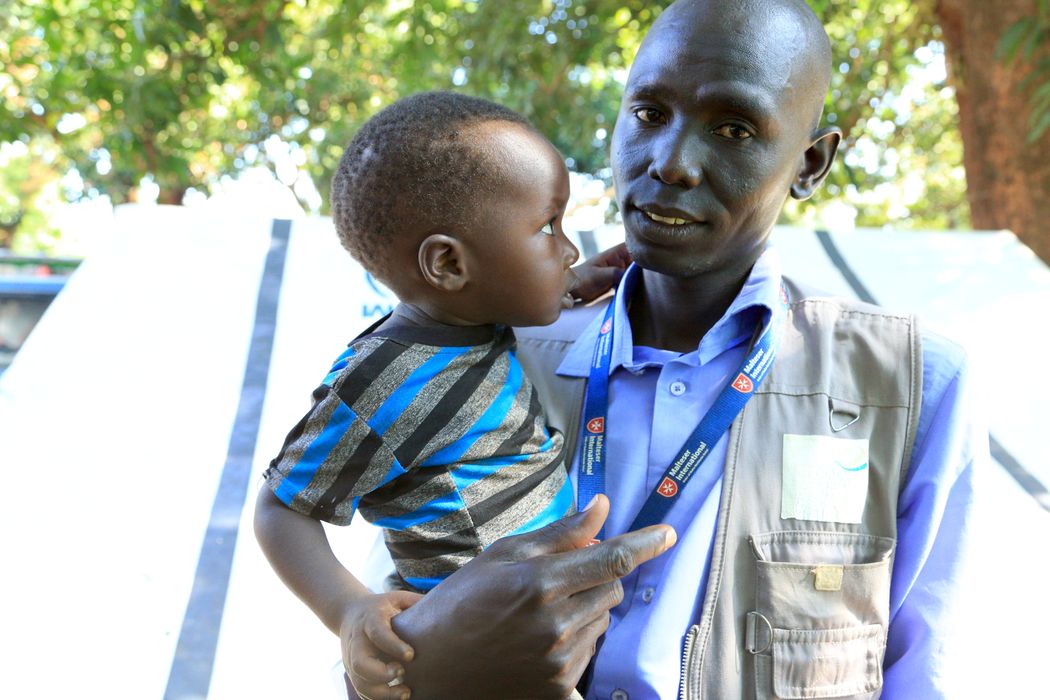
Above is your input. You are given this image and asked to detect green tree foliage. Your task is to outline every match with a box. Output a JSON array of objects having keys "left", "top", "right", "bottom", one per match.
[
  {"left": 1, "top": 0, "right": 977, "bottom": 251},
  {"left": 0, "top": 138, "right": 63, "bottom": 252},
  {"left": 997, "top": 0, "right": 1050, "bottom": 141}
]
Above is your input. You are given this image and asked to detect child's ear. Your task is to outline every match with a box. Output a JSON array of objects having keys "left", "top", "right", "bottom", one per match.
[
  {"left": 418, "top": 234, "right": 470, "bottom": 291},
  {"left": 791, "top": 126, "right": 841, "bottom": 201}
]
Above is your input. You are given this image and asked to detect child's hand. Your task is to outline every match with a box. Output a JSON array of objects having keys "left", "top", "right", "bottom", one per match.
[
  {"left": 571, "top": 242, "right": 632, "bottom": 303},
  {"left": 341, "top": 590, "right": 423, "bottom": 700}
]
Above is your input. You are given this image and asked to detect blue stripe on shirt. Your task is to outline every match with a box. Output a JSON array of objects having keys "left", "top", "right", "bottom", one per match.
[
  {"left": 447, "top": 435, "right": 557, "bottom": 491},
  {"left": 508, "top": 477, "right": 576, "bottom": 536},
  {"left": 322, "top": 347, "right": 357, "bottom": 386},
  {"left": 368, "top": 347, "right": 471, "bottom": 434},
  {"left": 273, "top": 399, "right": 360, "bottom": 504},
  {"left": 403, "top": 574, "right": 445, "bottom": 591},
  {"left": 370, "top": 488, "right": 469, "bottom": 530},
  {"left": 420, "top": 355, "right": 525, "bottom": 468}
]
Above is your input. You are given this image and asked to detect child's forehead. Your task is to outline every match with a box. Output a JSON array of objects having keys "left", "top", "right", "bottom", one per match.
[
  {"left": 469, "top": 122, "right": 566, "bottom": 182},
  {"left": 470, "top": 121, "right": 553, "bottom": 159}
]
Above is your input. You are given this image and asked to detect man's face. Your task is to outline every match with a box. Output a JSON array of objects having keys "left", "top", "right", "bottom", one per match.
[{"left": 611, "top": 3, "right": 822, "bottom": 279}]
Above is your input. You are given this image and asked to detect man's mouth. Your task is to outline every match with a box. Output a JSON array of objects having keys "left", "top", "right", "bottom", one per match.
[
  {"left": 644, "top": 210, "right": 690, "bottom": 226},
  {"left": 638, "top": 205, "right": 701, "bottom": 227}
]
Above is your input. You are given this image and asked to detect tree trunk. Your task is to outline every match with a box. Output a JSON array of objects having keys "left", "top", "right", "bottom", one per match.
[
  {"left": 157, "top": 187, "right": 187, "bottom": 206},
  {"left": 937, "top": 0, "right": 1050, "bottom": 263}
]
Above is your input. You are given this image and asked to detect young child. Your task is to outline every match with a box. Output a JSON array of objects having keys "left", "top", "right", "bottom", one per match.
[{"left": 254, "top": 91, "right": 627, "bottom": 700}]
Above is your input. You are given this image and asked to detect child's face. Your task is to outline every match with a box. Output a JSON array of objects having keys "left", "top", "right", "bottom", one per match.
[{"left": 460, "top": 125, "right": 580, "bottom": 327}]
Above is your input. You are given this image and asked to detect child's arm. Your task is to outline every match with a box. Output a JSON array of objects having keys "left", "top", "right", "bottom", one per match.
[
  {"left": 254, "top": 487, "right": 420, "bottom": 700},
  {"left": 571, "top": 242, "right": 632, "bottom": 303}
]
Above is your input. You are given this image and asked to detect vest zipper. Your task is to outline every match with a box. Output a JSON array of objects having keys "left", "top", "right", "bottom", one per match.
[{"left": 679, "top": 624, "right": 700, "bottom": 700}]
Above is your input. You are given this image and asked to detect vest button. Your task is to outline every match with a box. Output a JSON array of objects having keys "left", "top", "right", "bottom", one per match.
[
  {"left": 611, "top": 690, "right": 629, "bottom": 700},
  {"left": 642, "top": 586, "right": 655, "bottom": 603},
  {"left": 669, "top": 380, "right": 686, "bottom": 396}
]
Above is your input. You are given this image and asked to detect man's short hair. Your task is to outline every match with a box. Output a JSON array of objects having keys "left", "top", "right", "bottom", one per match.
[{"left": 331, "top": 91, "right": 534, "bottom": 283}]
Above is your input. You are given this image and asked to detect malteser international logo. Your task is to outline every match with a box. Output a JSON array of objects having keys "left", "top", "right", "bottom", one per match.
[
  {"left": 732, "top": 373, "right": 754, "bottom": 393},
  {"left": 600, "top": 318, "right": 612, "bottom": 335},
  {"left": 658, "top": 477, "right": 678, "bottom": 497},
  {"left": 587, "top": 417, "right": 605, "bottom": 434}
]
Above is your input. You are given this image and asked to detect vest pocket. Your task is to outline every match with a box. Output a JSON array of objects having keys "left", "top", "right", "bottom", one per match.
[
  {"left": 772, "top": 624, "right": 884, "bottom": 698},
  {"left": 748, "top": 530, "right": 894, "bottom": 700}
]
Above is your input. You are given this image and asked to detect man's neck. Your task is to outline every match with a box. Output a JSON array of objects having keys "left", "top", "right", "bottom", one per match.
[{"left": 627, "top": 266, "right": 751, "bottom": 353}]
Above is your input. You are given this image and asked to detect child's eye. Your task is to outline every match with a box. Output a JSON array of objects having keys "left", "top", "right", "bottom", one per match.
[{"left": 540, "top": 220, "right": 556, "bottom": 236}]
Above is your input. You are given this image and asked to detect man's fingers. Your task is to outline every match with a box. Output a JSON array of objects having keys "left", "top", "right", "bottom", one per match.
[
  {"left": 496, "top": 494, "right": 610, "bottom": 560},
  {"left": 583, "top": 241, "right": 631, "bottom": 268},
  {"left": 542, "top": 523, "right": 677, "bottom": 596},
  {"left": 574, "top": 266, "right": 627, "bottom": 303}
]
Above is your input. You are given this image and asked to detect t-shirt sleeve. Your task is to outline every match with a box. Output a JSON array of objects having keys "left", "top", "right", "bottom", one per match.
[{"left": 263, "top": 383, "right": 405, "bottom": 525}]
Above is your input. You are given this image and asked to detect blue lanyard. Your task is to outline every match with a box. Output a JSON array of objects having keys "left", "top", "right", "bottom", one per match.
[{"left": 577, "top": 285, "right": 788, "bottom": 537}]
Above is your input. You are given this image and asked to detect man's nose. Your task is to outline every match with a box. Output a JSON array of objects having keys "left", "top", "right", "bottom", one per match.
[{"left": 647, "top": 129, "right": 703, "bottom": 188}]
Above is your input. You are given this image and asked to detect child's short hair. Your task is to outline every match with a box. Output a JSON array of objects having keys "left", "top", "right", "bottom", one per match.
[{"left": 331, "top": 91, "right": 534, "bottom": 283}]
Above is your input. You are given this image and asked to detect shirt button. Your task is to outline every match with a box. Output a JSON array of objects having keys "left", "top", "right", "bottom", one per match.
[
  {"left": 611, "top": 690, "right": 629, "bottom": 700},
  {"left": 642, "top": 586, "right": 655, "bottom": 603},
  {"left": 669, "top": 380, "right": 686, "bottom": 396}
]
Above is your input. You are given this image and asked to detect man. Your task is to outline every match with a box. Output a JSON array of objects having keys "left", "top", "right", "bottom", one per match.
[{"left": 392, "top": 1, "right": 980, "bottom": 698}]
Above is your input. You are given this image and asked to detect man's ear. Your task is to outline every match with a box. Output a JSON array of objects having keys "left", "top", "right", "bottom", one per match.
[
  {"left": 790, "top": 126, "right": 841, "bottom": 201},
  {"left": 418, "top": 234, "right": 470, "bottom": 291}
]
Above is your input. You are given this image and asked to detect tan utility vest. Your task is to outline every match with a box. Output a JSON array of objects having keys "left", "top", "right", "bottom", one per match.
[{"left": 515, "top": 278, "right": 922, "bottom": 700}]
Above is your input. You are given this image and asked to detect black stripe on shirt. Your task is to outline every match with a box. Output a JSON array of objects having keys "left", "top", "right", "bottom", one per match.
[
  {"left": 388, "top": 452, "right": 565, "bottom": 561},
  {"left": 385, "top": 526, "right": 482, "bottom": 560},
  {"left": 334, "top": 338, "right": 413, "bottom": 409},
  {"left": 265, "top": 384, "right": 330, "bottom": 477},
  {"left": 309, "top": 424, "right": 388, "bottom": 521},
  {"left": 489, "top": 384, "right": 548, "bottom": 458},
  {"left": 393, "top": 335, "right": 512, "bottom": 467}
]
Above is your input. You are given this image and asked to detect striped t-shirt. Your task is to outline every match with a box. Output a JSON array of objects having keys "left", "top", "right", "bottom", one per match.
[{"left": 264, "top": 322, "right": 574, "bottom": 591}]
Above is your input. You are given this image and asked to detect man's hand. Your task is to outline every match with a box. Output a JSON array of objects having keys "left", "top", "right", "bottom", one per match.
[
  {"left": 341, "top": 590, "right": 422, "bottom": 700},
  {"left": 391, "top": 495, "right": 676, "bottom": 700},
  {"left": 572, "top": 243, "right": 632, "bottom": 303}
]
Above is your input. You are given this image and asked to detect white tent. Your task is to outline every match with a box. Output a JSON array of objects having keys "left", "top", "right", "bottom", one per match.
[{"left": 1, "top": 206, "right": 1047, "bottom": 698}]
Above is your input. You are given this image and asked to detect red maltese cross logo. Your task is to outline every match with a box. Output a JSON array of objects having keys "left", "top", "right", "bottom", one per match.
[
  {"left": 732, "top": 373, "right": 754, "bottom": 393},
  {"left": 587, "top": 417, "right": 605, "bottom": 434},
  {"left": 658, "top": 477, "right": 678, "bottom": 497},
  {"left": 600, "top": 318, "right": 613, "bottom": 335}
]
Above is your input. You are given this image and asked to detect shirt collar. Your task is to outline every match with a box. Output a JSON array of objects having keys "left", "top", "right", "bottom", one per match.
[{"left": 557, "top": 247, "right": 783, "bottom": 378}]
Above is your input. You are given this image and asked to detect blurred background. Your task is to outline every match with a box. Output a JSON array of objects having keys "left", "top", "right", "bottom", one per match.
[
  {"left": 2, "top": 2, "right": 1049, "bottom": 699},
  {"left": 2, "top": 0, "right": 1049, "bottom": 255}
]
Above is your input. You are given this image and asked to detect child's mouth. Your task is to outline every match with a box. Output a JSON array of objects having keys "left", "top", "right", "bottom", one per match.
[{"left": 562, "top": 271, "right": 581, "bottom": 309}]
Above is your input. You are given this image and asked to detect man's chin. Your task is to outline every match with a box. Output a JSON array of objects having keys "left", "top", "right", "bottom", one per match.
[{"left": 624, "top": 236, "right": 715, "bottom": 278}]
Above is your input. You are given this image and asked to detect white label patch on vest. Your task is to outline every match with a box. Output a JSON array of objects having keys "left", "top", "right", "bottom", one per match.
[{"left": 781, "top": 434, "right": 869, "bottom": 524}]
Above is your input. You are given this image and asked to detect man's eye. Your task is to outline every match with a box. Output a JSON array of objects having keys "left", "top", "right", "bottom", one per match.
[
  {"left": 539, "top": 220, "right": 555, "bottom": 236},
  {"left": 633, "top": 107, "right": 664, "bottom": 124},
  {"left": 713, "top": 124, "right": 752, "bottom": 140}
]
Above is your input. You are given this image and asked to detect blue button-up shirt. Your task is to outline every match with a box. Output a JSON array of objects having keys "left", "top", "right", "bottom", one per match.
[{"left": 557, "top": 250, "right": 980, "bottom": 700}]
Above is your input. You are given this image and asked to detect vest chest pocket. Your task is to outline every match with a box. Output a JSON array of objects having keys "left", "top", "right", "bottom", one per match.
[{"left": 748, "top": 530, "right": 894, "bottom": 700}]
